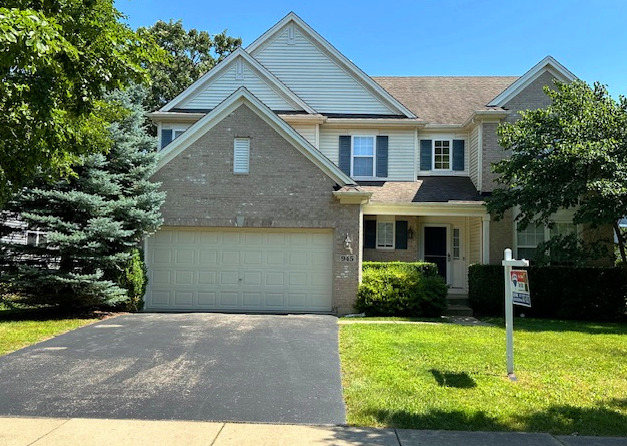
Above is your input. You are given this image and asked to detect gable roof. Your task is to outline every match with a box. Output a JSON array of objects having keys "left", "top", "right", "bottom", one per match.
[
  {"left": 246, "top": 12, "right": 417, "bottom": 119},
  {"left": 155, "top": 87, "right": 354, "bottom": 186},
  {"left": 488, "top": 56, "right": 576, "bottom": 107},
  {"left": 159, "top": 48, "right": 316, "bottom": 114},
  {"left": 373, "top": 76, "right": 518, "bottom": 125}
]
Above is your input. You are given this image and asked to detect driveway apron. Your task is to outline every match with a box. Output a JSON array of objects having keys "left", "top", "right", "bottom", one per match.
[{"left": 0, "top": 313, "right": 346, "bottom": 425}]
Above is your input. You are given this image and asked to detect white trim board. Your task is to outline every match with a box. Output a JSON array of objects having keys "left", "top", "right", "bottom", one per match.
[{"left": 488, "top": 56, "right": 577, "bottom": 107}]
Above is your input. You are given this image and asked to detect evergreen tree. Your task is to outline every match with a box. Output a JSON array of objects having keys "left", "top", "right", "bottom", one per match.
[{"left": 0, "top": 85, "right": 165, "bottom": 309}]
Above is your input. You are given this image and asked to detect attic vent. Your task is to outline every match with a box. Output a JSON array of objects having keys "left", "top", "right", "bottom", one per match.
[
  {"left": 235, "top": 59, "right": 244, "bottom": 80},
  {"left": 287, "top": 26, "right": 295, "bottom": 44}
]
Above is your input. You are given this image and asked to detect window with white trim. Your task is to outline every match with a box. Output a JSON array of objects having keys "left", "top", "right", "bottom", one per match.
[
  {"left": 26, "top": 230, "right": 47, "bottom": 247},
  {"left": 433, "top": 140, "right": 451, "bottom": 170},
  {"left": 352, "top": 136, "right": 375, "bottom": 177},
  {"left": 452, "top": 228, "right": 460, "bottom": 259},
  {"left": 233, "top": 138, "right": 250, "bottom": 174},
  {"left": 376, "top": 218, "right": 394, "bottom": 249},
  {"left": 516, "top": 221, "right": 577, "bottom": 261}
]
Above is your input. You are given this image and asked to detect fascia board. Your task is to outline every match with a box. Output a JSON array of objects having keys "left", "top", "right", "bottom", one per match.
[
  {"left": 488, "top": 56, "right": 577, "bottom": 107},
  {"left": 147, "top": 112, "right": 206, "bottom": 123},
  {"left": 363, "top": 202, "right": 487, "bottom": 217},
  {"left": 324, "top": 118, "right": 425, "bottom": 128},
  {"left": 155, "top": 87, "right": 354, "bottom": 186},
  {"left": 246, "top": 12, "right": 417, "bottom": 119}
]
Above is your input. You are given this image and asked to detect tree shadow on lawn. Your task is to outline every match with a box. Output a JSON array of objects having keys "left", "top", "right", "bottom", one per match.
[
  {"left": 0, "top": 306, "right": 118, "bottom": 322},
  {"left": 430, "top": 369, "right": 477, "bottom": 389},
  {"left": 480, "top": 317, "right": 627, "bottom": 335},
  {"left": 362, "top": 403, "right": 627, "bottom": 436}
]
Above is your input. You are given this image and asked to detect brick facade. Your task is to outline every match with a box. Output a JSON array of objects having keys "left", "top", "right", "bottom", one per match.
[{"left": 152, "top": 104, "right": 361, "bottom": 314}]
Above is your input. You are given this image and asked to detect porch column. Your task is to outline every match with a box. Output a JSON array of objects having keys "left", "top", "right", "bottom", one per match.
[{"left": 482, "top": 215, "right": 490, "bottom": 264}]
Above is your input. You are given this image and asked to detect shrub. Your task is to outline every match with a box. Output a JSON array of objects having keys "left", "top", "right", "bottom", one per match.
[
  {"left": 362, "top": 261, "right": 439, "bottom": 277},
  {"left": 114, "top": 248, "right": 147, "bottom": 312},
  {"left": 356, "top": 264, "right": 447, "bottom": 317},
  {"left": 468, "top": 264, "right": 627, "bottom": 321}
]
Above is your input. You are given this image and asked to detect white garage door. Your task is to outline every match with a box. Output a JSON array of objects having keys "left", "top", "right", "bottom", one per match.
[{"left": 144, "top": 227, "right": 334, "bottom": 312}]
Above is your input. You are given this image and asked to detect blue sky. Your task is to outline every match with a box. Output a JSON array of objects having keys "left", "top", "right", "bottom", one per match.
[{"left": 115, "top": 0, "right": 627, "bottom": 98}]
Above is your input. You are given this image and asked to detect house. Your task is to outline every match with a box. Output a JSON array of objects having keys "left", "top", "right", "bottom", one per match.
[{"left": 144, "top": 12, "right": 584, "bottom": 315}]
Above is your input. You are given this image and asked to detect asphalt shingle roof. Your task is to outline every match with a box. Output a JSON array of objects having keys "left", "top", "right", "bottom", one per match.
[
  {"left": 359, "top": 177, "right": 483, "bottom": 203},
  {"left": 372, "top": 76, "right": 519, "bottom": 124}
]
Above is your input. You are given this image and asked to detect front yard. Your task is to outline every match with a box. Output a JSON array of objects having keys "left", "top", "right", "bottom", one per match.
[
  {"left": 0, "top": 308, "right": 99, "bottom": 356},
  {"left": 339, "top": 318, "right": 627, "bottom": 436}
]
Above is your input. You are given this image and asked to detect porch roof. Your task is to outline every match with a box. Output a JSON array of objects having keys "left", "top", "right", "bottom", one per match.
[{"left": 358, "top": 177, "right": 484, "bottom": 204}]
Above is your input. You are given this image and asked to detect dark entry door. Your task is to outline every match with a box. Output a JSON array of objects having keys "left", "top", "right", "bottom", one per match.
[{"left": 424, "top": 226, "right": 447, "bottom": 280}]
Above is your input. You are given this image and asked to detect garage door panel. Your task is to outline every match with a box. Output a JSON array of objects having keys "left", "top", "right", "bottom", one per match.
[
  {"left": 243, "top": 251, "right": 262, "bottom": 265},
  {"left": 199, "top": 251, "right": 218, "bottom": 266},
  {"left": 198, "top": 292, "right": 216, "bottom": 306},
  {"left": 174, "top": 291, "right": 193, "bottom": 306},
  {"left": 175, "top": 270, "right": 194, "bottom": 285},
  {"left": 219, "top": 292, "right": 239, "bottom": 307},
  {"left": 146, "top": 228, "right": 333, "bottom": 312},
  {"left": 220, "top": 271, "right": 239, "bottom": 285}
]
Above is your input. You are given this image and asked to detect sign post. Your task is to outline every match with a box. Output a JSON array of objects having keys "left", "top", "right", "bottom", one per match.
[{"left": 502, "top": 248, "right": 529, "bottom": 381}]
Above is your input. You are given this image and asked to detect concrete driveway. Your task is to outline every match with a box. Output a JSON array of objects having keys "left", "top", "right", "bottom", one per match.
[{"left": 0, "top": 313, "right": 345, "bottom": 425}]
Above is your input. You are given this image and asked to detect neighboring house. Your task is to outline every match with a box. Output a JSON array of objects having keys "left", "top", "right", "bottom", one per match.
[{"left": 144, "top": 12, "right": 587, "bottom": 314}]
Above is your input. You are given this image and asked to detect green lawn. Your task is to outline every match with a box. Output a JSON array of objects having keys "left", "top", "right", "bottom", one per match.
[
  {"left": 0, "top": 309, "right": 99, "bottom": 356},
  {"left": 339, "top": 318, "right": 627, "bottom": 436}
]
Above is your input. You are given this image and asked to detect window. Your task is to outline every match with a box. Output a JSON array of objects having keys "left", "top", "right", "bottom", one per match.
[
  {"left": 376, "top": 218, "right": 394, "bottom": 249},
  {"left": 160, "top": 128, "right": 187, "bottom": 149},
  {"left": 433, "top": 140, "right": 451, "bottom": 170},
  {"left": 26, "top": 231, "right": 46, "bottom": 247},
  {"left": 516, "top": 222, "right": 577, "bottom": 261},
  {"left": 233, "top": 138, "right": 250, "bottom": 174},
  {"left": 352, "top": 136, "right": 375, "bottom": 177},
  {"left": 452, "top": 228, "right": 460, "bottom": 259}
]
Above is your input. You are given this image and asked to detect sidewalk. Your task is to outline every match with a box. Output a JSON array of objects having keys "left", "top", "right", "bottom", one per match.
[{"left": 1, "top": 417, "right": 625, "bottom": 446}]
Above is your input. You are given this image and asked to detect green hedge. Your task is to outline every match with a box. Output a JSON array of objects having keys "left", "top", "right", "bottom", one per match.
[
  {"left": 356, "top": 263, "right": 447, "bottom": 317},
  {"left": 468, "top": 264, "right": 627, "bottom": 321},
  {"left": 362, "top": 261, "right": 439, "bottom": 277}
]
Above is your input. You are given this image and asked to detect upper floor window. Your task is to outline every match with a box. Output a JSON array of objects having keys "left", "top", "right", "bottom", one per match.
[
  {"left": 160, "top": 128, "right": 187, "bottom": 149},
  {"left": 419, "top": 138, "right": 465, "bottom": 172},
  {"left": 338, "top": 135, "right": 388, "bottom": 179},
  {"left": 352, "top": 136, "right": 375, "bottom": 177},
  {"left": 433, "top": 140, "right": 451, "bottom": 170}
]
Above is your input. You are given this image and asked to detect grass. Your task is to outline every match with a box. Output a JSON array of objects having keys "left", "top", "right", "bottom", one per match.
[
  {"left": 0, "top": 306, "right": 100, "bottom": 356},
  {"left": 339, "top": 318, "right": 627, "bottom": 436}
]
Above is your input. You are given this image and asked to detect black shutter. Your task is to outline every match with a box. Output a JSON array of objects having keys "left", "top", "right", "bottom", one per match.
[
  {"left": 395, "top": 220, "right": 408, "bottom": 250},
  {"left": 161, "top": 129, "right": 173, "bottom": 149},
  {"left": 364, "top": 220, "right": 376, "bottom": 249},
  {"left": 376, "top": 135, "right": 388, "bottom": 178},
  {"left": 420, "top": 139, "right": 432, "bottom": 171},
  {"left": 339, "top": 136, "right": 351, "bottom": 175},
  {"left": 453, "top": 140, "right": 465, "bottom": 171}
]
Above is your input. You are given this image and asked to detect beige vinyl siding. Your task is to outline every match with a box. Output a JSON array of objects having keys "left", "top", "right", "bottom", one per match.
[
  {"left": 251, "top": 27, "right": 395, "bottom": 115},
  {"left": 469, "top": 217, "right": 482, "bottom": 265},
  {"left": 469, "top": 126, "right": 479, "bottom": 189},
  {"left": 417, "top": 131, "right": 469, "bottom": 175},
  {"left": 180, "top": 65, "right": 298, "bottom": 111},
  {"left": 290, "top": 124, "right": 317, "bottom": 147},
  {"left": 318, "top": 127, "right": 415, "bottom": 181}
]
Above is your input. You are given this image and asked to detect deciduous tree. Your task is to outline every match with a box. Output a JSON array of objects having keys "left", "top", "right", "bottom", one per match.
[
  {"left": 487, "top": 80, "right": 627, "bottom": 265},
  {"left": 0, "top": 1, "right": 159, "bottom": 202}
]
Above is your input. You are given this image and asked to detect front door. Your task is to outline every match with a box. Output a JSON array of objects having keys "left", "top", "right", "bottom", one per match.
[{"left": 424, "top": 226, "right": 448, "bottom": 281}]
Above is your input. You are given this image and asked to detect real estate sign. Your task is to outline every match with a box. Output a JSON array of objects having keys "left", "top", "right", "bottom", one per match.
[{"left": 510, "top": 270, "right": 531, "bottom": 307}]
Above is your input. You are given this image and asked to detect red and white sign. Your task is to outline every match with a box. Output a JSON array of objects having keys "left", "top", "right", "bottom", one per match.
[{"left": 510, "top": 270, "right": 531, "bottom": 307}]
